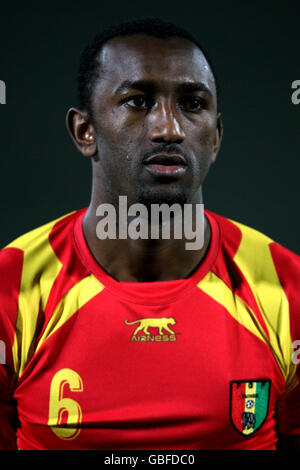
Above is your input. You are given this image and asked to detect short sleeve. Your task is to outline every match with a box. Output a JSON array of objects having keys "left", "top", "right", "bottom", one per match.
[
  {"left": 276, "top": 369, "right": 300, "bottom": 435},
  {"left": 0, "top": 247, "right": 24, "bottom": 449},
  {"left": 269, "top": 242, "right": 300, "bottom": 435}
]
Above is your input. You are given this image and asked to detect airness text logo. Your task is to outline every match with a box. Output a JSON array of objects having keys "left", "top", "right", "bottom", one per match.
[{"left": 124, "top": 317, "right": 177, "bottom": 342}]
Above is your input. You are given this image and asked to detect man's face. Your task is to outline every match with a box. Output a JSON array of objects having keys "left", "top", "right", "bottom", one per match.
[{"left": 89, "top": 35, "right": 222, "bottom": 207}]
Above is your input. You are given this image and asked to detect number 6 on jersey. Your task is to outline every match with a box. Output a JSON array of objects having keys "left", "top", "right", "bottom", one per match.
[{"left": 48, "top": 368, "right": 83, "bottom": 440}]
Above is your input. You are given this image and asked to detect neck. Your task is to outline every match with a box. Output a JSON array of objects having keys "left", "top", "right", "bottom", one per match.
[{"left": 82, "top": 187, "right": 211, "bottom": 282}]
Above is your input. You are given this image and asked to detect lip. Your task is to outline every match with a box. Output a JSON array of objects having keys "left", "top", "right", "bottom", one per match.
[
  {"left": 143, "top": 153, "right": 187, "bottom": 166},
  {"left": 145, "top": 163, "right": 187, "bottom": 178},
  {"left": 143, "top": 153, "right": 187, "bottom": 179}
]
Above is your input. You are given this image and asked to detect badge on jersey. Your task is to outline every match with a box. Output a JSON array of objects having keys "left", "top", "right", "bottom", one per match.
[{"left": 229, "top": 380, "right": 270, "bottom": 436}]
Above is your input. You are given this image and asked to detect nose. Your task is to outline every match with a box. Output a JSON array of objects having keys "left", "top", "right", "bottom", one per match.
[{"left": 148, "top": 100, "right": 185, "bottom": 144}]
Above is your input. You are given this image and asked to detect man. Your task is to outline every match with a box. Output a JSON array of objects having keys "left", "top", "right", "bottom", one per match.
[{"left": 0, "top": 18, "right": 299, "bottom": 450}]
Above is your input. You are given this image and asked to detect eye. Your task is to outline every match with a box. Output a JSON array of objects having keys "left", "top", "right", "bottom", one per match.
[
  {"left": 124, "top": 96, "right": 153, "bottom": 110},
  {"left": 178, "top": 96, "right": 205, "bottom": 112}
]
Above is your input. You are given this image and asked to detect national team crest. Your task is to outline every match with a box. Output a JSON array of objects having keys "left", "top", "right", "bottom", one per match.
[{"left": 229, "top": 380, "right": 270, "bottom": 436}]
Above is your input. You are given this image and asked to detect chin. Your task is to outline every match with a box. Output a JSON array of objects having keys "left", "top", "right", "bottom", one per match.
[{"left": 138, "top": 187, "right": 189, "bottom": 208}]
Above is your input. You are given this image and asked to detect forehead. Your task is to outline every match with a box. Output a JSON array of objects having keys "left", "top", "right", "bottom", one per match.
[{"left": 96, "top": 35, "right": 215, "bottom": 94}]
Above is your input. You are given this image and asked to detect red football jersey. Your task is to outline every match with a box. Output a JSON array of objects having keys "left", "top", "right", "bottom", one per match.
[{"left": 0, "top": 208, "right": 299, "bottom": 450}]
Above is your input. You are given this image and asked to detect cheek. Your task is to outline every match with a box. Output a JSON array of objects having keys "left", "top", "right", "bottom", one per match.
[
  {"left": 99, "top": 113, "right": 143, "bottom": 156},
  {"left": 96, "top": 129, "right": 129, "bottom": 163},
  {"left": 189, "top": 118, "right": 217, "bottom": 176},
  {"left": 95, "top": 132, "right": 137, "bottom": 183},
  {"left": 197, "top": 116, "right": 217, "bottom": 146}
]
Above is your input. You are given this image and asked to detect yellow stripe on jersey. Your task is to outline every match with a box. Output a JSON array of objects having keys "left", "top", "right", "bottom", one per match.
[
  {"left": 7, "top": 214, "right": 73, "bottom": 377},
  {"left": 35, "top": 274, "right": 104, "bottom": 354},
  {"left": 231, "top": 220, "right": 295, "bottom": 391},
  {"left": 197, "top": 271, "right": 270, "bottom": 350}
]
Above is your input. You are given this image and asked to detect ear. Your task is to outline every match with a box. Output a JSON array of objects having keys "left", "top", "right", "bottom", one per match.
[
  {"left": 211, "top": 113, "right": 223, "bottom": 164},
  {"left": 66, "top": 107, "right": 98, "bottom": 158}
]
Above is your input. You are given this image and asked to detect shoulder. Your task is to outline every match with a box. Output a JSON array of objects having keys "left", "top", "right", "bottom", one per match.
[
  {"left": 225, "top": 215, "right": 300, "bottom": 301},
  {"left": 209, "top": 210, "right": 300, "bottom": 306},
  {"left": 2, "top": 210, "right": 79, "bottom": 257},
  {"left": 1, "top": 210, "right": 81, "bottom": 273},
  {"left": 0, "top": 210, "right": 82, "bottom": 306},
  {"left": 206, "top": 209, "right": 300, "bottom": 280}
]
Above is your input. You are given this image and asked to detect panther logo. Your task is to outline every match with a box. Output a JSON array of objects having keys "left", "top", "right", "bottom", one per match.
[{"left": 124, "top": 317, "right": 176, "bottom": 336}]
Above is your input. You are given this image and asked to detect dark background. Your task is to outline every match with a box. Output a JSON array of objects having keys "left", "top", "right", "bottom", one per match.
[{"left": 0, "top": 0, "right": 299, "bottom": 252}]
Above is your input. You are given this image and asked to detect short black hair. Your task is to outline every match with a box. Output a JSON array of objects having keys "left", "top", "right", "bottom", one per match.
[{"left": 77, "top": 17, "right": 218, "bottom": 120}]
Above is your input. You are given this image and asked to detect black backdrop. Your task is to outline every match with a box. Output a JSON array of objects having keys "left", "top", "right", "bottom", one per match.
[{"left": 0, "top": 0, "right": 299, "bottom": 253}]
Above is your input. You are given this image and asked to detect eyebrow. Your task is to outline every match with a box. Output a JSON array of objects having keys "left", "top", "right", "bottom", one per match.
[{"left": 114, "top": 80, "right": 213, "bottom": 97}]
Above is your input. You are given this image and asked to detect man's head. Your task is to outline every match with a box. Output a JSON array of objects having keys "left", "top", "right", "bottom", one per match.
[{"left": 67, "top": 18, "right": 223, "bottom": 208}]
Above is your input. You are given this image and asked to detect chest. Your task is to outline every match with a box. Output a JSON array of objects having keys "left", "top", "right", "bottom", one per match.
[{"left": 14, "top": 291, "right": 283, "bottom": 449}]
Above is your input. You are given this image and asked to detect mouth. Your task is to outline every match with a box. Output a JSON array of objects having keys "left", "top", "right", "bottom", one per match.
[{"left": 143, "top": 153, "right": 187, "bottom": 179}]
